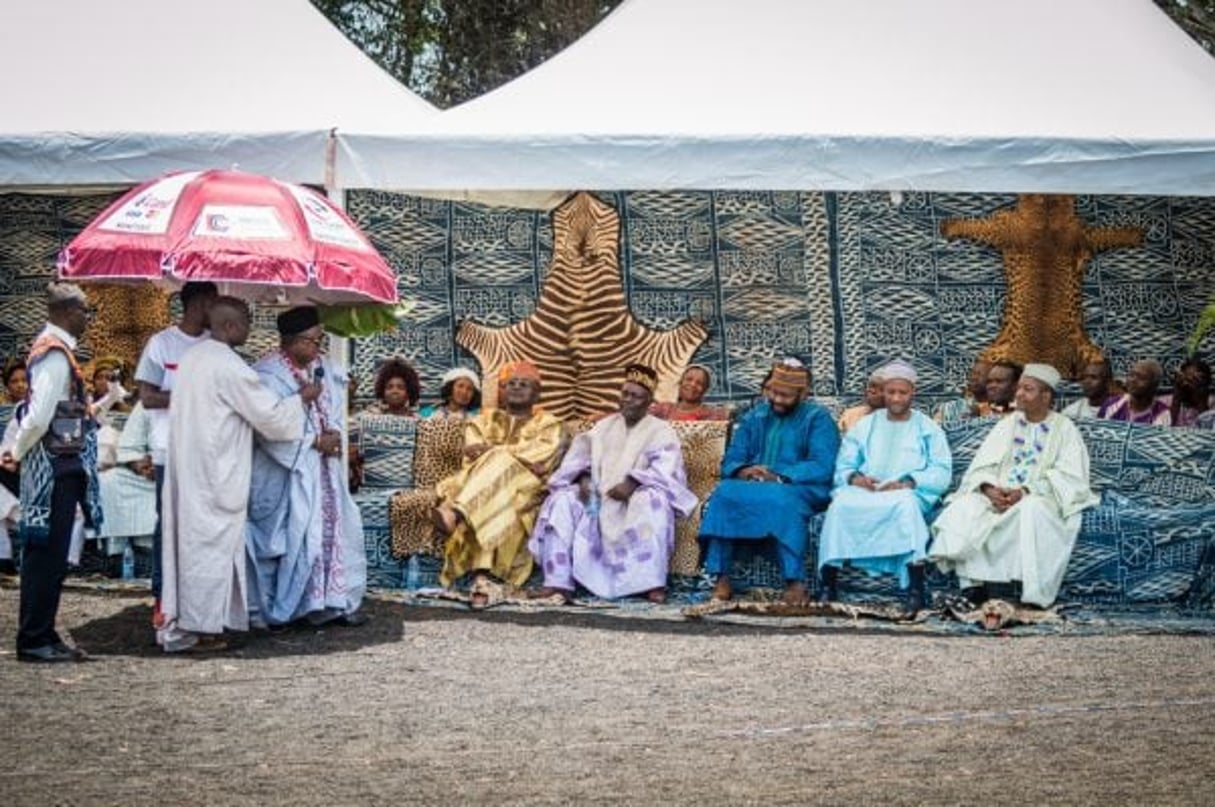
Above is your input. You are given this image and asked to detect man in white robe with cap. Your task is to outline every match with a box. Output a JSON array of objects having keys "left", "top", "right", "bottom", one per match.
[
  {"left": 816, "top": 360, "right": 952, "bottom": 613},
  {"left": 246, "top": 306, "right": 366, "bottom": 629},
  {"left": 930, "top": 363, "right": 1099, "bottom": 607}
]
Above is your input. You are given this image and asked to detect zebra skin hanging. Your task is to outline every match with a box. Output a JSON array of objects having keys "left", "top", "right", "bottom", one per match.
[{"left": 456, "top": 192, "right": 709, "bottom": 421}]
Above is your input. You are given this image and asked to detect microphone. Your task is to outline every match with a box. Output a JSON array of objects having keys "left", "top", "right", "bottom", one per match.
[{"left": 313, "top": 366, "right": 325, "bottom": 383}]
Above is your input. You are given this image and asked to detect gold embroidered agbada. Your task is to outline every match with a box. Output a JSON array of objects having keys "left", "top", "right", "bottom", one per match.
[{"left": 438, "top": 408, "right": 564, "bottom": 586}]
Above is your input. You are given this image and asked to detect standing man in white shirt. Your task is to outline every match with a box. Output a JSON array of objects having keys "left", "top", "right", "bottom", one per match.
[
  {"left": 7, "top": 283, "right": 100, "bottom": 662},
  {"left": 133, "top": 281, "right": 218, "bottom": 627}
]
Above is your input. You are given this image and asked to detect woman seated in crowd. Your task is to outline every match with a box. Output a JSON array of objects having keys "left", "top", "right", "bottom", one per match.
[
  {"left": 88, "top": 358, "right": 133, "bottom": 462},
  {"left": 362, "top": 357, "right": 422, "bottom": 417},
  {"left": 420, "top": 367, "right": 482, "bottom": 420},
  {"left": 96, "top": 400, "right": 158, "bottom": 565},
  {"left": 1, "top": 357, "right": 27, "bottom": 405},
  {"left": 649, "top": 364, "right": 728, "bottom": 421}
]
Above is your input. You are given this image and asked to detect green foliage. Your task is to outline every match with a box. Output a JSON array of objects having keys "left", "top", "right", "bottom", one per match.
[
  {"left": 311, "top": 0, "right": 621, "bottom": 108},
  {"left": 1154, "top": 0, "right": 1215, "bottom": 53},
  {"left": 318, "top": 302, "right": 413, "bottom": 338},
  {"left": 1187, "top": 301, "right": 1215, "bottom": 356}
]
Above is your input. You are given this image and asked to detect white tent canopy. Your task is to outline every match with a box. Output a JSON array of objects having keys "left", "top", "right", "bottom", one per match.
[
  {"left": 0, "top": 0, "right": 437, "bottom": 189},
  {"left": 337, "top": 0, "right": 1215, "bottom": 197}
]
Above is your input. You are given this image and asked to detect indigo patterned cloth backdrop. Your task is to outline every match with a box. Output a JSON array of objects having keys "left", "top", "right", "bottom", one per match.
[{"left": 344, "top": 190, "right": 1215, "bottom": 410}]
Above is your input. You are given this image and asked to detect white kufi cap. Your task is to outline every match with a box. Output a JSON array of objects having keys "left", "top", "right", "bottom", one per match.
[
  {"left": 879, "top": 359, "right": 917, "bottom": 384},
  {"left": 1022, "top": 363, "right": 1062, "bottom": 391}
]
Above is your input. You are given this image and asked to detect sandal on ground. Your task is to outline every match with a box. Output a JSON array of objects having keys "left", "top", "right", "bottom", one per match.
[
  {"left": 180, "top": 635, "right": 230, "bottom": 655},
  {"left": 527, "top": 586, "right": 573, "bottom": 605}
]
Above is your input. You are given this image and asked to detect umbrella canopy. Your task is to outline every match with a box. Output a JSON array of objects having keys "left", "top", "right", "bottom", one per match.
[{"left": 58, "top": 170, "right": 399, "bottom": 305}]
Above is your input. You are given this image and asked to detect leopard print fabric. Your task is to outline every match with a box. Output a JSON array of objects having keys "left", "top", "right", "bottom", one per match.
[
  {"left": 390, "top": 418, "right": 465, "bottom": 558},
  {"left": 669, "top": 420, "right": 727, "bottom": 576},
  {"left": 940, "top": 195, "right": 1141, "bottom": 376},
  {"left": 82, "top": 284, "right": 171, "bottom": 372}
]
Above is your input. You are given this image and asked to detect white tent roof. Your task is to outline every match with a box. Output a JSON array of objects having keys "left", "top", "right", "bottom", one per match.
[
  {"left": 337, "top": 0, "right": 1215, "bottom": 197},
  {"left": 0, "top": 0, "right": 437, "bottom": 188}
]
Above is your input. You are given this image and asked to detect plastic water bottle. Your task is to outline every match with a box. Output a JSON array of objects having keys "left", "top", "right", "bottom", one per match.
[
  {"left": 121, "top": 544, "right": 136, "bottom": 581},
  {"left": 404, "top": 554, "right": 421, "bottom": 591}
]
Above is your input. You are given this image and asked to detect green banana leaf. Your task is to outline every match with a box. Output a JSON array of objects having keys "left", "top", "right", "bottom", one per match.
[
  {"left": 1186, "top": 301, "right": 1215, "bottom": 357},
  {"left": 318, "top": 301, "right": 412, "bottom": 338}
]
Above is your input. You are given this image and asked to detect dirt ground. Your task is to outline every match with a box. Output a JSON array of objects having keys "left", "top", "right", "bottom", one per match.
[{"left": 1, "top": 583, "right": 1213, "bottom": 806}]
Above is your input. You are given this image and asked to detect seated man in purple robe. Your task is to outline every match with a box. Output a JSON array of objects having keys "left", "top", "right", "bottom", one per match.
[{"left": 529, "top": 363, "right": 697, "bottom": 603}]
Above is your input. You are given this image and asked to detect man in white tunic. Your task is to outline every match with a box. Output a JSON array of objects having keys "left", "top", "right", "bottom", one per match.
[
  {"left": 134, "top": 280, "right": 216, "bottom": 626},
  {"left": 246, "top": 307, "right": 366, "bottom": 628},
  {"left": 817, "top": 360, "right": 952, "bottom": 613},
  {"left": 530, "top": 364, "right": 697, "bottom": 603},
  {"left": 157, "top": 298, "right": 319, "bottom": 653},
  {"left": 930, "top": 363, "right": 1099, "bottom": 607}
]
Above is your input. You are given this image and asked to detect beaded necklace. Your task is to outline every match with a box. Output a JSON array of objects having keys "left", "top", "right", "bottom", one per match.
[{"left": 278, "top": 350, "right": 329, "bottom": 433}]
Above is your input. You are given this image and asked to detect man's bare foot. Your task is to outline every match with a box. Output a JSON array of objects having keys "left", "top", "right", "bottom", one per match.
[
  {"left": 528, "top": 586, "right": 572, "bottom": 604},
  {"left": 781, "top": 580, "right": 810, "bottom": 607},
  {"left": 711, "top": 576, "right": 733, "bottom": 601},
  {"left": 432, "top": 504, "right": 458, "bottom": 536},
  {"left": 645, "top": 588, "right": 666, "bottom": 604}
]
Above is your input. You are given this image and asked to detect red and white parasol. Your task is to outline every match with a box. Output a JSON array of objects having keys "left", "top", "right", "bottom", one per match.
[{"left": 58, "top": 169, "right": 398, "bottom": 305}]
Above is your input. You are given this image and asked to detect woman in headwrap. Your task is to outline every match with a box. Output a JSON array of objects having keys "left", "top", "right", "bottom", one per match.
[{"left": 420, "top": 367, "right": 482, "bottom": 421}]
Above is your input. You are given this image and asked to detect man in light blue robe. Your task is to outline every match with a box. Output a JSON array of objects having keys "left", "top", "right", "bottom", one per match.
[
  {"left": 817, "top": 360, "right": 952, "bottom": 613},
  {"left": 246, "top": 307, "right": 366, "bottom": 628},
  {"left": 699, "top": 362, "right": 839, "bottom": 605}
]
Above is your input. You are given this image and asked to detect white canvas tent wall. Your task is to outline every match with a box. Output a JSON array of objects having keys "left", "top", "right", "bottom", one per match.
[
  {"left": 337, "top": 0, "right": 1215, "bottom": 200},
  {"left": 0, "top": 0, "right": 437, "bottom": 190}
]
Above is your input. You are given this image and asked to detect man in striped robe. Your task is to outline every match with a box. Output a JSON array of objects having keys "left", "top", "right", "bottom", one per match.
[{"left": 434, "top": 361, "right": 564, "bottom": 605}]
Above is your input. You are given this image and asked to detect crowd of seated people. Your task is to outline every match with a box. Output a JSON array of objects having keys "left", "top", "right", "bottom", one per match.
[
  {"left": 410, "top": 353, "right": 1101, "bottom": 615},
  {"left": 933, "top": 353, "right": 1212, "bottom": 430},
  {"left": 345, "top": 344, "right": 1189, "bottom": 621}
]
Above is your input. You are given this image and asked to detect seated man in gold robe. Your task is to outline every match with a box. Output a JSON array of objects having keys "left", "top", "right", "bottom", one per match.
[{"left": 433, "top": 361, "right": 564, "bottom": 607}]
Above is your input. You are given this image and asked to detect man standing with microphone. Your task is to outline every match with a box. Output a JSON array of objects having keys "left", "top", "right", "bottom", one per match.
[
  {"left": 157, "top": 298, "right": 322, "bottom": 653},
  {"left": 245, "top": 306, "right": 366, "bottom": 630}
]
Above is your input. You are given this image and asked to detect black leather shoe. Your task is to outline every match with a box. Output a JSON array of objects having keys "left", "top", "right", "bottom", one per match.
[
  {"left": 17, "top": 644, "right": 76, "bottom": 664},
  {"left": 335, "top": 612, "right": 369, "bottom": 627}
]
